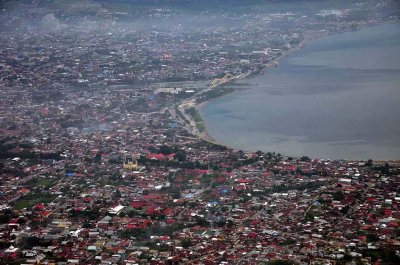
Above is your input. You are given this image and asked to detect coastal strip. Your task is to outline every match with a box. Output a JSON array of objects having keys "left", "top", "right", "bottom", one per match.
[
  {"left": 178, "top": 22, "right": 385, "bottom": 154},
  {"left": 181, "top": 34, "right": 320, "bottom": 149}
]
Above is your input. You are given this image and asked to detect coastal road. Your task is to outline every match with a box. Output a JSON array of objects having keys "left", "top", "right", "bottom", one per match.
[{"left": 164, "top": 72, "right": 251, "bottom": 143}]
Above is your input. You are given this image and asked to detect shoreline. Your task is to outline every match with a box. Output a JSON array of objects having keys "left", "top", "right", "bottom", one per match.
[
  {"left": 188, "top": 32, "right": 324, "bottom": 153},
  {"left": 177, "top": 21, "right": 399, "bottom": 160}
]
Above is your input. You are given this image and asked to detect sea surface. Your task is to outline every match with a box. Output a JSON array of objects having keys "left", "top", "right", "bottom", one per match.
[{"left": 200, "top": 23, "right": 400, "bottom": 160}]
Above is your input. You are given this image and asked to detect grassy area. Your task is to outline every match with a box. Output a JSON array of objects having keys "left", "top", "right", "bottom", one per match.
[
  {"left": 13, "top": 192, "right": 57, "bottom": 210},
  {"left": 14, "top": 200, "right": 31, "bottom": 210},
  {"left": 25, "top": 178, "right": 56, "bottom": 189},
  {"left": 186, "top": 107, "right": 205, "bottom": 132}
]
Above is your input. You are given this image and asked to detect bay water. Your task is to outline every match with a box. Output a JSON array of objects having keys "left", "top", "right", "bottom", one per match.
[{"left": 200, "top": 23, "right": 400, "bottom": 160}]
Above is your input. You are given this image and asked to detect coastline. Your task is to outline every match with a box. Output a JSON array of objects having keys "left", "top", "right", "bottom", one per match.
[
  {"left": 178, "top": 21, "right": 398, "bottom": 160},
  {"left": 188, "top": 32, "right": 325, "bottom": 153}
]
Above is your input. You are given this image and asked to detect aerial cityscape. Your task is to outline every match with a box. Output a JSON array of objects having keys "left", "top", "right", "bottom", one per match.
[{"left": 0, "top": 0, "right": 399, "bottom": 264}]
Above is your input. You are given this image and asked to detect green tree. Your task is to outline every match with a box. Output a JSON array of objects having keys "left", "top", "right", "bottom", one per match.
[
  {"left": 300, "top": 156, "right": 311, "bottom": 162},
  {"left": 159, "top": 145, "right": 174, "bottom": 155},
  {"left": 181, "top": 239, "right": 192, "bottom": 249},
  {"left": 94, "top": 152, "right": 102, "bottom": 163},
  {"left": 305, "top": 212, "right": 315, "bottom": 222}
]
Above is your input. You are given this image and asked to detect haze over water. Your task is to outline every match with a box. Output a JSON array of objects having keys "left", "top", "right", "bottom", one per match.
[{"left": 200, "top": 23, "right": 400, "bottom": 160}]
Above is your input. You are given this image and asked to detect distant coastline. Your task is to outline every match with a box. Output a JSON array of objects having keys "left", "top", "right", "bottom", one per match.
[{"left": 188, "top": 21, "right": 398, "bottom": 160}]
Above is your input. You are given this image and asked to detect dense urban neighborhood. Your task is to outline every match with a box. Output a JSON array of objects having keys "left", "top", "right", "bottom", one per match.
[{"left": 0, "top": 0, "right": 400, "bottom": 264}]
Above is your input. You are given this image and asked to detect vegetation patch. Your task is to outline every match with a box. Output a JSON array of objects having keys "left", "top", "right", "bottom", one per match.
[
  {"left": 196, "top": 87, "right": 235, "bottom": 104},
  {"left": 185, "top": 107, "right": 205, "bottom": 132},
  {"left": 13, "top": 192, "right": 57, "bottom": 210},
  {"left": 25, "top": 178, "right": 56, "bottom": 189}
]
